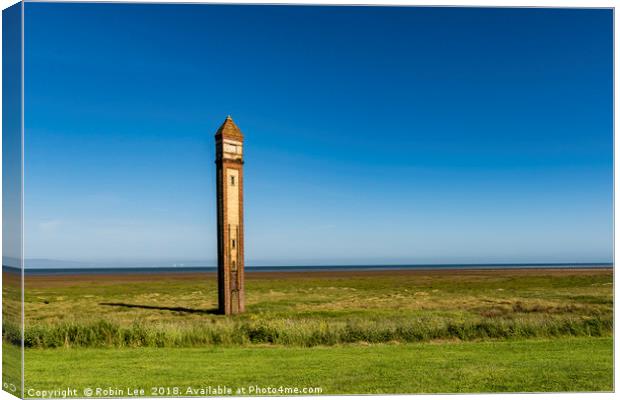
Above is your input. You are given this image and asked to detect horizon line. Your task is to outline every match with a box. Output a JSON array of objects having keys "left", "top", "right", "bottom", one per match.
[{"left": 7, "top": 261, "right": 614, "bottom": 270}]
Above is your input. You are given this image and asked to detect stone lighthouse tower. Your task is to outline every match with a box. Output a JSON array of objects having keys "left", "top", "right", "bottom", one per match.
[{"left": 215, "top": 115, "right": 245, "bottom": 315}]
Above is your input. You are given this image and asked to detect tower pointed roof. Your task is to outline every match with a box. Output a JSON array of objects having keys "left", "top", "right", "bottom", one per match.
[{"left": 215, "top": 115, "right": 244, "bottom": 140}]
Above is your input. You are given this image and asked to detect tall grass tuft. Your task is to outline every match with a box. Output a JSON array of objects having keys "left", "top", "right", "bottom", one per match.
[{"left": 6, "top": 314, "right": 612, "bottom": 349}]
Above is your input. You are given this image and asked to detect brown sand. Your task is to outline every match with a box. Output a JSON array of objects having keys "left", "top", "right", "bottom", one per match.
[{"left": 14, "top": 267, "right": 612, "bottom": 288}]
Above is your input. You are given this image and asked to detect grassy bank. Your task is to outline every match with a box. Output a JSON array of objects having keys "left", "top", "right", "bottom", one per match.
[
  {"left": 5, "top": 313, "right": 612, "bottom": 348},
  {"left": 5, "top": 268, "right": 613, "bottom": 348},
  {"left": 24, "top": 337, "right": 613, "bottom": 395}
]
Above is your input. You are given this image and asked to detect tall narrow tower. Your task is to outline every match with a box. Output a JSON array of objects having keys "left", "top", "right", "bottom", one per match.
[{"left": 215, "top": 115, "right": 245, "bottom": 315}]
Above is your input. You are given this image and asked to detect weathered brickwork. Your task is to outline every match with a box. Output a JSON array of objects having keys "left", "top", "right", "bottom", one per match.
[{"left": 215, "top": 116, "right": 245, "bottom": 315}]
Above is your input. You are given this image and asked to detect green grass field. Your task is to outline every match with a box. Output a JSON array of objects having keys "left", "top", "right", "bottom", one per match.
[
  {"left": 23, "top": 337, "right": 613, "bottom": 395},
  {"left": 2, "top": 268, "right": 614, "bottom": 395}
]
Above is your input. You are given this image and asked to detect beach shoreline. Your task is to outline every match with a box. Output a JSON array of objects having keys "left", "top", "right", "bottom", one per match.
[{"left": 10, "top": 266, "right": 613, "bottom": 287}]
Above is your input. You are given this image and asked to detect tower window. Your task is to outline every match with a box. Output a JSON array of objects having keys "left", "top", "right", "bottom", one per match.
[
  {"left": 232, "top": 239, "right": 236, "bottom": 248},
  {"left": 231, "top": 176, "right": 235, "bottom": 186}
]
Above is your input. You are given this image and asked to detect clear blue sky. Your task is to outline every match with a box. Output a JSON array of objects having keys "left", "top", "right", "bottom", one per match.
[{"left": 23, "top": 4, "right": 612, "bottom": 266}]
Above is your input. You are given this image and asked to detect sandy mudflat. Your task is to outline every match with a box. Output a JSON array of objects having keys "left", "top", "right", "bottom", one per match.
[{"left": 15, "top": 267, "right": 612, "bottom": 288}]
